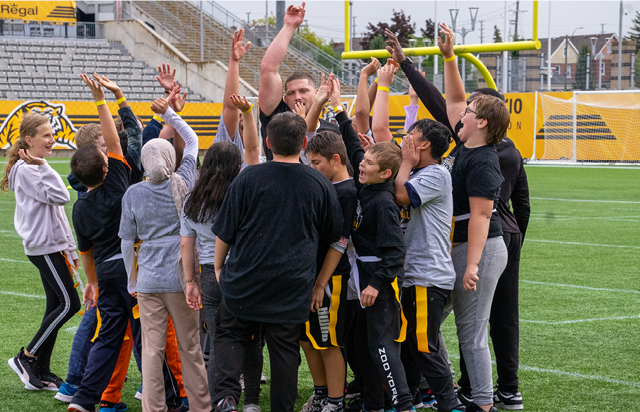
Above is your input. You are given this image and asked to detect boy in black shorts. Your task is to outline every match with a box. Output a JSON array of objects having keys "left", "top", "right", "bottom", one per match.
[
  {"left": 300, "top": 131, "right": 358, "bottom": 412},
  {"left": 331, "top": 86, "right": 413, "bottom": 412}
]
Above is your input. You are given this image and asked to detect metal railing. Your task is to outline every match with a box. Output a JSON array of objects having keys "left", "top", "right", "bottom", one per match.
[{"left": 0, "top": 21, "right": 105, "bottom": 39}]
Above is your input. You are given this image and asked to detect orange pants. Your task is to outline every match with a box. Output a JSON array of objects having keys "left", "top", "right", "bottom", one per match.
[
  {"left": 166, "top": 315, "right": 187, "bottom": 398},
  {"left": 101, "top": 322, "right": 134, "bottom": 404}
]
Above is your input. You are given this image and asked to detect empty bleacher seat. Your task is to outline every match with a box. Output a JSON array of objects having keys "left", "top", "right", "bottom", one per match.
[
  {"left": 131, "top": 86, "right": 143, "bottom": 92},
  {"left": 71, "top": 86, "right": 84, "bottom": 92},
  {"left": 6, "top": 46, "right": 18, "bottom": 52},
  {"left": 32, "top": 91, "right": 44, "bottom": 99},
  {"left": 43, "top": 92, "right": 57, "bottom": 100},
  {"left": 29, "top": 46, "right": 42, "bottom": 53},
  {"left": 18, "top": 92, "right": 32, "bottom": 99},
  {"left": 56, "top": 92, "right": 69, "bottom": 99},
  {"left": 6, "top": 91, "right": 19, "bottom": 100},
  {"left": 59, "top": 85, "right": 72, "bottom": 92},
  {"left": 68, "top": 92, "right": 82, "bottom": 99}
]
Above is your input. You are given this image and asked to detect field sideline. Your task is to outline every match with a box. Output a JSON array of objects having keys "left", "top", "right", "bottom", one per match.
[{"left": 0, "top": 162, "right": 638, "bottom": 412}]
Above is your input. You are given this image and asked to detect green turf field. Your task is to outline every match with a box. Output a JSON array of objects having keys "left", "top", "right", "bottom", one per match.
[{"left": 0, "top": 161, "right": 638, "bottom": 412}]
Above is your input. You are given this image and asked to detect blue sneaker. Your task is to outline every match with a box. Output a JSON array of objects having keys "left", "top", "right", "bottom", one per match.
[
  {"left": 54, "top": 382, "right": 78, "bottom": 403},
  {"left": 99, "top": 401, "right": 128, "bottom": 412},
  {"left": 134, "top": 383, "right": 142, "bottom": 401},
  {"left": 179, "top": 397, "right": 189, "bottom": 412}
]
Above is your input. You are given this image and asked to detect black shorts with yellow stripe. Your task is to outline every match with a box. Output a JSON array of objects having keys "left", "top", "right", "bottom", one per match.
[{"left": 300, "top": 273, "right": 349, "bottom": 349}]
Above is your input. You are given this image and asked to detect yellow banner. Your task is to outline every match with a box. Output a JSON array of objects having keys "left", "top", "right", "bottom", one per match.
[
  {"left": 1, "top": 93, "right": 637, "bottom": 162},
  {"left": 0, "top": 1, "right": 76, "bottom": 22}
]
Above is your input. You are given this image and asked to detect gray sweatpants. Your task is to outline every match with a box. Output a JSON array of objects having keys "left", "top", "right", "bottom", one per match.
[{"left": 451, "top": 237, "right": 508, "bottom": 406}]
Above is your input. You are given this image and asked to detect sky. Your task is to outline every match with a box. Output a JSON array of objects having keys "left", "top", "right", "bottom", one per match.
[{"left": 214, "top": 0, "right": 640, "bottom": 45}]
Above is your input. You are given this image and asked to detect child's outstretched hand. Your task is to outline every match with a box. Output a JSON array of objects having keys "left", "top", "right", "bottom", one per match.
[
  {"left": 314, "top": 73, "right": 334, "bottom": 105},
  {"left": 361, "top": 57, "right": 380, "bottom": 78},
  {"left": 329, "top": 78, "right": 342, "bottom": 109},
  {"left": 231, "top": 29, "right": 252, "bottom": 62},
  {"left": 231, "top": 94, "right": 252, "bottom": 113},
  {"left": 438, "top": 23, "right": 455, "bottom": 60},
  {"left": 94, "top": 74, "right": 120, "bottom": 95},
  {"left": 156, "top": 63, "right": 176, "bottom": 91},
  {"left": 171, "top": 88, "right": 188, "bottom": 113},
  {"left": 80, "top": 73, "right": 105, "bottom": 102},
  {"left": 358, "top": 133, "right": 374, "bottom": 151},
  {"left": 377, "top": 63, "right": 396, "bottom": 88}
]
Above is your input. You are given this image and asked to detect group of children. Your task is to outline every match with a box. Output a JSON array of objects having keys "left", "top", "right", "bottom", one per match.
[{"left": 4, "top": 3, "right": 530, "bottom": 412}]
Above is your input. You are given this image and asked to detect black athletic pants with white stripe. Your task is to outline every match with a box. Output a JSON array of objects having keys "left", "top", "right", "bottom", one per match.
[{"left": 26, "top": 252, "right": 81, "bottom": 371}]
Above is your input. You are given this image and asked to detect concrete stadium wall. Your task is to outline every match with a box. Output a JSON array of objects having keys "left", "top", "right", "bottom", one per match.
[{"left": 103, "top": 19, "right": 257, "bottom": 102}]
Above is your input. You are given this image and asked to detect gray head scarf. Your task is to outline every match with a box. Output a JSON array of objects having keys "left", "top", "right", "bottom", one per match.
[{"left": 141, "top": 139, "right": 189, "bottom": 213}]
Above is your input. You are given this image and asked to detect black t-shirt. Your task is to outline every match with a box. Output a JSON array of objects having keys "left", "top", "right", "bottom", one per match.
[
  {"left": 260, "top": 100, "right": 341, "bottom": 161},
  {"left": 212, "top": 162, "right": 344, "bottom": 324},
  {"left": 316, "top": 178, "right": 358, "bottom": 277},
  {"left": 451, "top": 144, "right": 504, "bottom": 243},
  {"left": 73, "top": 154, "right": 131, "bottom": 281}
]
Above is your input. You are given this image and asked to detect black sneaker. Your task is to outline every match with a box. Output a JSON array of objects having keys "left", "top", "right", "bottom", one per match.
[
  {"left": 494, "top": 390, "right": 523, "bottom": 410},
  {"left": 8, "top": 347, "right": 43, "bottom": 390},
  {"left": 421, "top": 389, "right": 437, "bottom": 410},
  {"left": 457, "top": 392, "right": 473, "bottom": 409},
  {"left": 215, "top": 396, "right": 238, "bottom": 412},
  {"left": 39, "top": 369, "right": 64, "bottom": 391},
  {"left": 413, "top": 390, "right": 424, "bottom": 409},
  {"left": 344, "top": 394, "right": 364, "bottom": 412},
  {"left": 98, "top": 401, "right": 129, "bottom": 412},
  {"left": 345, "top": 380, "right": 360, "bottom": 399}
]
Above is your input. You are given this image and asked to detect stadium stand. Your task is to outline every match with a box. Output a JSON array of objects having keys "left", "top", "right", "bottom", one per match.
[{"left": 0, "top": 37, "right": 205, "bottom": 102}]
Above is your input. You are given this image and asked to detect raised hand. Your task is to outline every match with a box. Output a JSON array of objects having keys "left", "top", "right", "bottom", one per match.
[
  {"left": 402, "top": 133, "right": 420, "bottom": 167},
  {"left": 231, "top": 29, "right": 252, "bottom": 62},
  {"left": 329, "top": 78, "right": 342, "bottom": 109},
  {"left": 171, "top": 89, "right": 188, "bottom": 113},
  {"left": 150, "top": 97, "right": 169, "bottom": 115},
  {"left": 294, "top": 101, "right": 306, "bottom": 119},
  {"left": 284, "top": 2, "right": 306, "bottom": 29},
  {"left": 18, "top": 148, "right": 45, "bottom": 165},
  {"left": 80, "top": 73, "right": 105, "bottom": 102},
  {"left": 358, "top": 132, "right": 374, "bottom": 151},
  {"left": 438, "top": 22, "right": 455, "bottom": 59},
  {"left": 94, "top": 74, "right": 121, "bottom": 95},
  {"left": 361, "top": 57, "right": 381, "bottom": 78},
  {"left": 156, "top": 63, "right": 176, "bottom": 90},
  {"left": 376, "top": 62, "right": 396, "bottom": 88},
  {"left": 165, "top": 82, "right": 181, "bottom": 107},
  {"left": 384, "top": 29, "right": 407, "bottom": 64},
  {"left": 385, "top": 57, "right": 400, "bottom": 74},
  {"left": 230, "top": 94, "right": 252, "bottom": 113},
  {"left": 314, "top": 73, "right": 334, "bottom": 105}
]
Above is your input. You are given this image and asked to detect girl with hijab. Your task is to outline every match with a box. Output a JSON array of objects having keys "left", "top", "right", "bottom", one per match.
[{"left": 119, "top": 89, "right": 210, "bottom": 412}]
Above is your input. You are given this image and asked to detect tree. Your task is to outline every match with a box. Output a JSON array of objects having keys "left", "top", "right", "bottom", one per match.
[
  {"left": 627, "top": 10, "right": 640, "bottom": 51},
  {"left": 421, "top": 18, "right": 435, "bottom": 40},
  {"left": 368, "top": 34, "right": 388, "bottom": 66},
  {"left": 361, "top": 10, "right": 415, "bottom": 50},
  {"left": 573, "top": 43, "right": 595, "bottom": 90},
  {"left": 493, "top": 25, "right": 502, "bottom": 43}
]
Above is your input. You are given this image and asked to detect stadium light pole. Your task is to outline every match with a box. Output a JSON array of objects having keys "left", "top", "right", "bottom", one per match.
[
  {"left": 590, "top": 37, "right": 598, "bottom": 89},
  {"left": 449, "top": 8, "right": 459, "bottom": 40}
]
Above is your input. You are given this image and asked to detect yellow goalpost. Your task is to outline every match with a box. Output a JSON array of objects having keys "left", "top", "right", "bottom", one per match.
[{"left": 341, "top": 0, "right": 542, "bottom": 90}]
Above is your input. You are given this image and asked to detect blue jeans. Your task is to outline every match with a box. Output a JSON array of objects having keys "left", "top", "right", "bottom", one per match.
[{"left": 65, "top": 304, "right": 97, "bottom": 387}]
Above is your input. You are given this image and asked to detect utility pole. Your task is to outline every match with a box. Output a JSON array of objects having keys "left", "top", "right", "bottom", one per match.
[
  {"left": 200, "top": 1, "right": 204, "bottom": 61},
  {"left": 600, "top": 23, "right": 605, "bottom": 35},
  {"left": 479, "top": 20, "right": 484, "bottom": 43},
  {"left": 434, "top": 1, "right": 438, "bottom": 75},
  {"left": 564, "top": 34, "right": 569, "bottom": 90},
  {"left": 514, "top": 0, "right": 520, "bottom": 40},
  {"left": 547, "top": 1, "right": 551, "bottom": 90},
  {"left": 276, "top": 1, "right": 285, "bottom": 32},
  {"left": 618, "top": 0, "right": 623, "bottom": 90},
  {"left": 502, "top": 0, "right": 508, "bottom": 93}
]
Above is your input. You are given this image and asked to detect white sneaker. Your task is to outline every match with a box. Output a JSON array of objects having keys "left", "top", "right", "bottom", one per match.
[
  {"left": 243, "top": 405, "right": 261, "bottom": 412},
  {"left": 261, "top": 373, "right": 267, "bottom": 384}
]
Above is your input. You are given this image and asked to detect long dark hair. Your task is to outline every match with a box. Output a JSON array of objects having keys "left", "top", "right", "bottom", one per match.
[{"left": 183, "top": 141, "right": 242, "bottom": 223}]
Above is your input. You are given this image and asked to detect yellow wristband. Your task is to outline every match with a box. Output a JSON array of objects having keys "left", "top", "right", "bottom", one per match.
[
  {"left": 116, "top": 96, "right": 126, "bottom": 104},
  {"left": 153, "top": 115, "right": 163, "bottom": 122},
  {"left": 444, "top": 55, "right": 456, "bottom": 63},
  {"left": 242, "top": 103, "right": 254, "bottom": 114},
  {"left": 176, "top": 111, "right": 182, "bottom": 116},
  {"left": 378, "top": 86, "right": 390, "bottom": 93},
  {"left": 95, "top": 100, "right": 106, "bottom": 107},
  {"left": 185, "top": 279, "right": 197, "bottom": 284}
]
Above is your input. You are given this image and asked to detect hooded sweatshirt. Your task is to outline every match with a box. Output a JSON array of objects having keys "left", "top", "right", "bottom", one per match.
[{"left": 9, "top": 160, "right": 77, "bottom": 259}]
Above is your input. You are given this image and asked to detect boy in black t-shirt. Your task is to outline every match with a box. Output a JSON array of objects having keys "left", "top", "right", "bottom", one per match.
[
  {"left": 211, "top": 112, "right": 343, "bottom": 412},
  {"left": 331, "top": 90, "right": 413, "bottom": 412},
  {"left": 67, "top": 74, "right": 144, "bottom": 412},
  {"left": 299, "top": 131, "right": 357, "bottom": 412}
]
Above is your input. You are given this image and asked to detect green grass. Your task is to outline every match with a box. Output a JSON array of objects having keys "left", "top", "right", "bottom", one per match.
[{"left": 0, "top": 161, "right": 639, "bottom": 411}]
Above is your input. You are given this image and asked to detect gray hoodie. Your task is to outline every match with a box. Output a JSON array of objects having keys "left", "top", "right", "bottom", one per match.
[{"left": 8, "top": 160, "right": 77, "bottom": 259}]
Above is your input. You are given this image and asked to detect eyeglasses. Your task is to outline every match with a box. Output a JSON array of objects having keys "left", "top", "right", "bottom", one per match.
[{"left": 463, "top": 107, "right": 477, "bottom": 116}]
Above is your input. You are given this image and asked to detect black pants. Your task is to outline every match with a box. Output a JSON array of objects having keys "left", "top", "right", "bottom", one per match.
[
  {"left": 344, "top": 299, "right": 363, "bottom": 392},
  {"left": 355, "top": 285, "right": 413, "bottom": 412},
  {"left": 458, "top": 232, "right": 522, "bottom": 395},
  {"left": 26, "top": 252, "right": 81, "bottom": 370},
  {"left": 213, "top": 300, "right": 300, "bottom": 412},
  {"left": 71, "top": 270, "right": 137, "bottom": 406},
  {"left": 401, "top": 286, "right": 459, "bottom": 412}
]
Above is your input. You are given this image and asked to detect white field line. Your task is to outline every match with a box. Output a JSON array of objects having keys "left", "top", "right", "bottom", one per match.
[
  {"left": 527, "top": 239, "right": 640, "bottom": 249},
  {"left": 0, "top": 257, "right": 30, "bottom": 263},
  {"left": 531, "top": 197, "right": 640, "bottom": 204},
  {"left": 0, "top": 290, "right": 45, "bottom": 299},
  {"left": 529, "top": 217, "right": 640, "bottom": 222},
  {"left": 447, "top": 354, "right": 640, "bottom": 388},
  {"left": 521, "top": 279, "right": 640, "bottom": 294},
  {"left": 521, "top": 315, "right": 640, "bottom": 324}
]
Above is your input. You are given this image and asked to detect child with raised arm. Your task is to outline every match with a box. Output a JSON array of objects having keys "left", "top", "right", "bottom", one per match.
[
  {"left": 3, "top": 114, "right": 81, "bottom": 393},
  {"left": 330, "top": 78, "right": 413, "bottom": 412},
  {"left": 119, "top": 89, "right": 210, "bottom": 412},
  {"left": 354, "top": 58, "right": 380, "bottom": 136},
  {"left": 65, "top": 73, "right": 138, "bottom": 412},
  {"left": 394, "top": 120, "right": 465, "bottom": 412}
]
